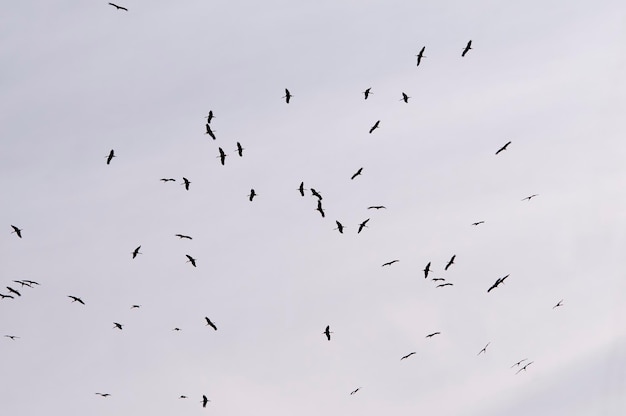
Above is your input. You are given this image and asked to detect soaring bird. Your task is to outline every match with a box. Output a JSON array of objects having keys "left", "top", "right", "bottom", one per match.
[
  {"left": 298, "top": 182, "right": 306, "bottom": 197},
  {"left": 218, "top": 147, "right": 227, "bottom": 165},
  {"left": 522, "top": 194, "right": 539, "bottom": 201},
  {"left": 10, "top": 225, "right": 22, "bottom": 238},
  {"left": 310, "top": 188, "right": 322, "bottom": 200},
  {"left": 175, "top": 234, "right": 193, "bottom": 240},
  {"left": 444, "top": 255, "right": 456, "bottom": 271},
  {"left": 477, "top": 342, "right": 490, "bottom": 355},
  {"left": 472, "top": 221, "right": 485, "bottom": 226},
  {"left": 369, "top": 120, "right": 380, "bottom": 134},
  {"left": 423, "top": 262, "right": 431, "bottom": 279},
  {"left": 416, "top": 46, "right": 426, "bottom": 66},
  {"left": 426, "top": 332, "right": 441, "bottom": 338},
  {"left": 248, "top": 189, "right": 256, "bottom": 201},
  {"left": 113, "top": 322, "right": 123, "bottom": 330},
  {"left": 382, "top": 260, "right": 399, "bottom": 267},
  {"left": 461, "top": 40, "right": 472, "bottom": 57},
  {"left": 487, "top": 274, "right": 509, "bottom": 293},
  {"left": 108, "top": 3, "right": 127, "bottom": 11},
  {"left": 495, "top": 141, "right": 511, "bottom": 155},
  {"left": 316, "top": 200, "right": 325, "bottom": 218},
  {"left": 22, "top": 280, "right": 39, "bottom": 286},
  {"left": 205, "top": 317, "right": 217, "bottom": 331},
  {"left": 4, "top": 335, "right": 19, "bottom": 340},
  {"left": 0, "top": 294, "right": 14, "bottom": 300},
  {"left": 351, "top": 167, "right": 363, "bottom": 180},
  {"left": 205, "top": 110, "right": 214, "bottom": 124},
  {"left": 131, "top": 246, "right": 142, "bottom": 259},
  {"left": 106, "top": 149, "right": 115, "bottom": 165},
  {"left": 235, "top": 142, "right": 244, "bottom": 157},
  {"left": 334, "top": 221, "right": 345, "bottom": 233},
  {"left": 202, "top": 395, "right": 210, "bottom": 408},
  {"left": 363, "top": 88, "right": 372, "bottom": 99},
  {"left": 205, "top": 123, "right": 216, "bottom": 140},
  {"left": 432, "top": 278, "right": 446, "bottom": 282},
  {"left": 367, "top": 205, "right": 386, "bottom": 210},
  {"left": 436, "top": 283, "right": 453, "bottom": 288},
  {"left": 283, "top": 88, "right": 292, "bottom": 103},
  {"left": 130, "top": 305, "right": 141, "bottom": 309},
  {"left": 173, "top": 328, "right": 181, "bottom": 331},
  {"left": 401, "top": 352, "right": 416, "bottom": 360},
  {"left": 553, "top": 299, "right": 564, "bottom": 309},
  {"left": 357, "top": 218, "right": 370, "bottom": 233},
  {"left": 516, "top": 361, "right": 534, "bottom": 374},
  {"left": 400, "top": 92, "right": 410, "bottom": 103},
  {"left": 95, "top": 393, "right": 111, "bottom": 397},
  {"left": 323, "top": 325, "right": 333, "bottom": 341},
  {"left": 179, "top": 395, "right": 187, "bottom": 399},
  {"left": 350, "top": 388, "right": 360, "bottom": 395},
  {"left": 13, "top": 280, "right": 32, "bottom": 288},
  {"left": 160, "top": 178, "right": 176, "bottom": 182},
  {"left": 511, "top": 358, "right": 528, "bottom": 368},
  {"left": 182, "top": 177, "right": 191, "bottom": 190},
  {"left": 68, "top": 295, "right": 85, "bottom": 305},
  {"left": 6, "top": 287, "right": 21, "bottom": 297},
  {"left": 185, "top": 255, "right": 197, "bottom": 267}
]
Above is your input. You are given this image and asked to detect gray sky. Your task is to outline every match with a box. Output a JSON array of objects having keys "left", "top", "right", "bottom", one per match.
[{"left": 1, "top": 1, "right": 625, "bottom": 415}]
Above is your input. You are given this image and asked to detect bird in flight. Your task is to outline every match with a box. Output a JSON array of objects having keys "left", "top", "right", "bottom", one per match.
[
  {"left": 68, "top": 295, "right": 85, "bottom": 305},
  {"left": 248, "top": 189, "right": 257, "bottom": 201},
  {"left": 382, "top": 260, "right": 399, "bottom": 267},
  {"left": 367, "top": 205, "right": 386, "bottom": 210},
  {"left": 432, "top": 278, "right": 445, "bottom": 282},
  {"left": 202, "top": 395, "right": 211, "bottom": 408},
  {"left": 472, "top": 221, "right": 485, "bottom": 226},
  {"left": 10, "top": 225, "right": 22, "bottom": 238},
  {"left": 363, "top": 88, "right": 372, "bottom": 99},
  {"left": 22, "top": 280, "right": 39, "bottom": 286},
  {"left": 350, "top": 388, "right": 360, "bottom": 395},
  {"left": 6, "top": 287, "right": 21, "bottom": 297},
  {"left": 0, "top": 294, "right": 14, "bottom": 300},
  {"left": 515, "top": 361, "right": 534, "bottom": 374},
  {"left": 113, "top": 322, "right": 123, "bottom": 330},
  {"left": 160, "top": 178, "right": 176, "bottom": 182},
  {"left": 182, "top": 177, "right": 191, "bottom": 191},
  {"left": 130, "top": 304, "right": 141, "bottom": 309},
  {"left": 324, "top": 325, "right": 333, "bottom": 341},
  {"left": 13, "top": 280, "right": 32, "bottom": 288},
  {"left": 416, "top": 46, "right": 426, "bottom": 66},
  {"left": 511, "top": 358, "right": 529, "bottom": 368},
  {"left": 423, "top": 262, "right": 432, "bottom": 279},
  {"left": 357, "top": 218, "right": 370, "bottom": 233},
  {"left": 235, "top": 142, "right": 244, "bottom": 157},
  {"left": 283, "top": 88, "right": 292, "bottom": 104},
  {"left": 316, "top": 200, "right": 325, "bottom": 218},
  {"left": 461, "top": 40, "right": 472, "bottom": 57},
  {"left": 400, "top": 92, "right": 410, "bottom": 103},
  {"left": 351, "top": 167, "right": 363, "bottom": 180},
  {"left": 205, "top": 123, "right": 216, "bottom": 140},
  {"left": 522, "top": 194, "right": 539, "bottom": 201},
  {"left": 401, "top": 352, "right": 416, "bottom": 360},
  {"left": 106, "top": 149, "right": 115, "bottom": 165},
  {"left": 173, "top": 328, "right": 181, "bottom": 331},
  {"left": 95, "top": 393, "right": 111, "bottom": 397},
  {"left": 426, "top": 332, "right": 441, "bottom": 338},
  {"left": 553, "top": 299, "right": 564, "bottom": 309},
  {"left": 108, "top": 3, "right": 127, "bottom": 11},
  {"left": 175, "top": 234, "right": 192, "bottom": 240},
  {"left": 131, "top": 246, "right": 142, "bottom": 259},
  {"left": 334, "top": 221, "right": 345, "bottom": 234},
  {"left": 444, "top": 255, "right": 456, "bottom": 271},
  {"left": 298, "top": 182, "right": 306, "bottom": 197},
  {"left": 185, "top": 255, "right": 197, "bottom": 267},
  {"left": 205, "top": 110, "right": 214, "bottom": 124},
  {"left": 205, "top": 317, "right": 217, "bottom": 331},
  {"left": 369, "top": 120, "right": 380, "bottom": 134},
  {"left": 495, "top": 141, "right": 511, "bottom": 155},
  {"left": 487, "top": 274, "right": 509, "bottom": 293},
  {"left": 477, "top": 342, "right": 490, "bottom": 355},
  {"left": 310, "top": 188, "right": 322, "bottom": 200},
  {"left": 4, "top": 335, "right": 19, "bottom": 340},
  {"left": 436, "top": 283, "right": 453, "bottom": 288},
  {"left": 218, "top": 147, "right": 227, "bottom": 165}
]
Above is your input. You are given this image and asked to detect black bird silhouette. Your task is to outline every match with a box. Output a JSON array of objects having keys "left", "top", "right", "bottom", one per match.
[
  {"left": 432, "top": 278, "right": 445, "bottom": 282},
  {"left": 175, "top": 234, "right": 193, "bottom": 240},
  {"left": 4, "top": 335, "right": 19, "bottom": 340},
  {"left": 10, "top": 225, "right": 22, "bottom": 238},
  {"left": 423, "top": 262, "right": 432, "bottom": 279},
  {"left": 0, "top": 294, "right": 14, "bottom": 299},
  {"left": 351, "top": 167, "right": 363, "bottom": 180},
  {"left": 426, "top": 332, "right": 441, "bottom": 338},
  {"left": 108, "top": 3, "right": 127, "bottom": 11},
  {"left": 511, "top": 358, "right": 528, "bottom": 368},
  {"left": 13, "top": 280, "right": 32, "bottom": 288},
  {"left": 205, "top": 110, "right": 214, "bottom": 124},
  {"left": 334, "top": 221, "right": 345, "bottom": 233},
  {"left": 316, "top": 200, "right": 325, "bottom": 218},
  {"left": 487, "top": 274, "right": 509, "bottom": 293},
  {"left": 179, "top": 395, "right": 187, "bottom": 398},
  {"left": 369, "top": 120, "right": 380, "bottom": 134},
  {"left": 218, "top": 147, "right": 227, "bottom": 165},
  {"left": 477, "top": 342, "right": 490, "bottom": 355},
  {"left": 95, "top": 393, "right": 111, "bottom": 397},
  {"left": 416, "top": 46, "right": 426, "bottom": 66},
  {"left": 130, "top": 304, "right": 141, "bottom": 309},
  {"left": 113, "top": 322, "right": 123, "bottom": 330},
  {"left": 131, "top": 246, "right": 141, "bottom": 259},
  {"left": 516, "top": 361, "right": 534, "bottom": 374},
  {"left": 6, "top": 287, "right": 21, "bottom": 297},
  {"left": 173, "top": 328, "right": 181, "bottom": 331},
  {"left": 363, "top": 88, "right": 372, "bottom": 99},
  {"left": 401, "top": 92, "right": 410, "bottom": 103},
  {"left": 205, "top": 123, "right": 216, "bottom": 140},
  {"left": 445, "top": 255, "right": 456, "bottom": 271},
  {"left": 357, "top": 218, "right": 370, "bottom": 233},
  {"left": 298, "top": 182, "right": 306, "bottom": 197},
  {"left": 160, "top": 178, "right": 176, "bottom": 182},
  {"left": 436, "top": 283, "right": 453, "bottom": 288},
  {"left": 382, "top": 260, "right": 399, "bottom": 267},
  {"left": 283, "top": 88, "right": 292, "bottom": 103},
  {"left": 202, "top": 395, "right": 210, "bottom": 407},
  {"left": 22, "top": 280, "right": 39, "bottom": 286},
  {"left": 553, "top": 299, "right": 564, "bottom": 309},
  {"left": 235, "top": 142, "right": 244, "bottom": 157},
  {"left": 248, "top": 189, "right": 256, "bottom": 201},
  {"left": 472, "top": 221, "right": 485, "bottom": 226},
  {"left": 310, "top": 188, "right": 322, "bottom": 200},
  {"left": 106, "top": 149, "right": 115, "bottom": 165},
  {"left": 205, "top": 317, "right": 217, "bottom": 331},
  {"left": 367, "top": 205, "right": 386, "bottom": 210},
  {"left": 401, "top": 352, "right": 416, "bottom": 360},
  {"left": 324, "top": 325, "right": 333, "bottom": 341},
  {"left": 68, "top": 295, "right": 85, "bottom": 305},
  {"left": 182, "top": 177, "right": 191, "bottom": 191},
  {"left": 185, "top": 255, "right": 197, "bottom": 267},
  {"left": 350, "top": 388, "right": 360, "bottom": 395},
  {"left": 495, "top": 141, "right": 511, "bottom": 155},
  {"left": 461, "top": 40, "right": 472, "bottom": 57},
  {"left": 522, "top": 194, "right": 539, "bottom": 201}
]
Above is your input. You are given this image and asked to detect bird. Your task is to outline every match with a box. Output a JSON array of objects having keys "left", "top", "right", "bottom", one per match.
[
  {"left": 6, "top": 287, "right": 21, "bottom": 297},
  {"left": 400, "top": 92, "right": 410, "bottom": 103},
  {"left": 205, "top": 110, "right": 214, "bottom": 124},
  {"left": 175, "top": 234, "right": 193, "bottom": 240},
  {"left": 283, "top": 88, "right": 292, "bottom": 103},
  {"left": 185, "top": 255, "right": 197, "bottom": 267},
  {"left": 173, "top": 328, "right": 181, "bottom": 331},
  {"left": 516, "top": 361, "right": 534, "bottom": 374},
  {"left": 363, "top": 88, "right": 372, "bottom": 99},
  {"left": 113, "top": 322, "right": 123, "bottom": 330},
  {"left": 522, "top": 194, "right": 539, "bottom": 201},
  {"left": 179, "top": 395, "right": 187, "bottom": 399},
  {"left": 416, "top": 46, "right": 426, "bottom": 66},
  {"left": 22, "top": 280, "right": 39, "bottom": 286},
  {"left": 0, "top": 294, "right": 14, "bottom": 299},
  {"left": 182, "top": 177, "right": 191, "bottom": 190},
  {"left": 423, "top": 262, "right": 432, "bottom": 279},
  {"left": 68, "top": 295, "right": 85, "bottom": 305},
  {"left": 205, "top": 123, "right": 216, "bottom": 140},
  {"left": 367, "top": 205, "right": 386, "bottom": 210},
  {"left": 218, "top": 147, "right": 227, "bottom": 165},
  {"left": 382, "top": 260, "right": 399, "bottom": 267},
  {"left": 487, "top": 274, "right": 509, "bottom": 293},
  {"left": 369, "top": 120, "right": 380, "bottom": 134},
  {"left": 472, "top": 221, "right": 485, "bottom": 226},
  {"left": 235, "top": 142, "right": 244, "bottom": 157},
  {"left": 426, "top": 332, "right": 441, "bottom": 338},
  {"left": 334, "top": 220, "right": 345, "bottom": 234},
  {"left": 95, "top": 393, "right": 111, "bottom": 397},
  {"left": 13, "top": 280, "right": 32, "bottom": 288},
  {"left": 477, "top": 342, "right": 490, "bottom": 355},
  {"left": 444, "top": 255, "right": 456, "bottom": 271},
  {"left": 4, "top": 335, "right": 19, "bottom": 340},
  {"left": 461, "top": 40, "right": 472, "bottom": 57},
  {"left": 436, "top": 283, "right": 453, "bottom": 288},
  {"left": 401, "top": 352, "right": 416, "bottom": 360},
  {"left": 495, "top": 141, "right": 511, "bottom": 155},
  {"left": 310, "top": 188, "right": 322, "bottom": 200},
  {"left": 205, "top": 317, "right": 217, "bottom": 331},
  {"left": 511, "top": 358, "right": 529, "bottom": 368},
  {"left": 130, "top": 305, "right": 141, "bottom": 309},
  {"left": 106, "top": 149, "right": 115, "bottom": 165},
  {"left": 10, "top": 225, "right": 22, "bottom": 238},
  {"left": 351, "top": 167, "right": 363, "bottom": 180},
  {"left": 160, "top": 178, "right": 176, "bottom": 182},
  {"left": 323, "top": 325, "right": 333, "bottom": 341},
  {"left": 108, "top": 3, "right": 127, "bottom": 11},
  {"left": 357, "top": 218, "right": 370, "bottom": 233},
  {"left": 202, "top": 395, "right": 210, "bottom": 408},
  {"left": 316, "top": 200, "right": 325, "bottom": 218},
  {"left": 350, "top": 388, "right": 360, "bottom": 395},
  {"left": 131, "top": 246, "right": 142, "bottom": 259},
  {"left": 298, "top": 182, "right": 306, "bottom": 197},
  {"left": 248, "top": 189, "right": 256, "bottom": 201},
  {"left": 432, "top": 278, "right": 446, "bottom": 282},
  {"left": 553, "top": 299, "right": 564, "bottom": 309}
]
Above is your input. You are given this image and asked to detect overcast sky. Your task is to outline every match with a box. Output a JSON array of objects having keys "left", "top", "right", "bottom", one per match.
[{"left": 1, "top": 1, "right": 625, "bottom": 415}]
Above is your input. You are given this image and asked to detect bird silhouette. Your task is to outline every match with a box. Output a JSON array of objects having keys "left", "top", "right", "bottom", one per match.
[
  {"left": 334, "top": 221, "right": 345, "bottom": 233},
  {"left": 461, "top": 40, "right": 472, "bottom": 57},
  {"left": 487, "top": 274, "right": 509, "bottom": 293},
  {"left": 113, "top": 322, "right": 123, "bottom": 330},
  {"left": 511, "top": 358, "right": 528, "bottom": 368},
  {"left": 369, "top": 120, "right": 380, "bottom": 134},
  {"left": 357, "top": 218, "right": 370, "bottom": 233},
  {"left": 444, "top": 255, "right": 456, "bottom": 271},
  {"left": 367, "top": 205, "right": 386, "bottom": 210},
  {"left": 22, "top": 280, "right": 39, "bottom": 286},
  {"left": 130, "top": 305, "right": 141, "bottom": 309},
  {"left": 13, "top": 280, "right": 32, "bottom": 288},
  {"left": 160, "top": 178, "right": 176, "bottom": 182},
  {"left": 298, "top": 182, "right": 306, "bottom": 197},
  {"left": 400, "top": 92, "right": 410, "bottom": 103},
  {"left": 205, "top": 317, "right": 217, "bottom": 331},
  {"left": 95, "top": 393, "right": 111, "bottom": 397},
  {"left": 205, "top": 110, "right": 214, "bottom": 124},
  {"left": 316, "top": 200, "right": 325, "bottom": 218},
  {"left": 6, "top": 287, "right": 21, "bottom": 297},
  {"left": 202, "top": 395, "right": 210, "bottom": 407},
  {"left": 248, "top": 189, "right": 256, "bottom": 201},
  {"left": 179, "top": 395, "right": 187, "bottom": 398},
  {"left": 495, "top": 141, "right": 511, "bottom": 155},
  {"left": 432, "top": 278, "right": 446, "bottom": 282},
  {"left": 10, "top": 225, "right": 22, "bottom": 238},
  {"left": 106, "top": 149, "right": 115, "bottom": 165},
  {"left": 205, "top": 123, "right": 216, "bottom": 140},
  {"left": 218, "top": 147, "right": 227, "bottom": 165},
  {"left": 310, "top": 188, "right": 322, "bottom": 200},
  {"left": 175, "top": 234, "right": 193, "bottom": 240},
  {"left": 401, "top": 352, "right": 416, "bottom": 360},
  {"left": 283, "top": 88, "right": 292, "bottom": 103},
  {"left": 363, "top": 88, "right": 372, "bottom": 99},
  {"left": 131, "top": 246, "right": 141, "bottom": 259},
  {"left": 477, "top": 342, "right": 490, "bottom": 355},
  {"left": 185, "top": 255, "right": 197, "bottom": 267},
  {"left": 382, "top": 260, "right": 399, "bottom": 267},
  {"left": 426, "top": 332, "right": 441, "bottom": 338},
  {"left": 515, "top": 361, "right": 534, "bottom": 374},
  {"left": 173, "top": 328, "right": 181, "bottom": 331},
  {"left": 553, "top": 299, "right": 564, "bottom": 309},
  {"left": 416, "top": 46, "right": 426, "bottom": 66},
  {"left": 522, "top": 194, "right": 539, "bottom": 201},
  {"left": 4, "top": 335, "right": 19, "bottom": 340},
  {"left": 68, "top": 295, "right": 85, "bottom": 305},
  {"left": 423, "top": 262, "right": 431, "bottom": 279},
  {"left": 436, "top": 283, "right": 453, "bottom": 288},
  {"left": 182, "top": 177, "right": 191, "bottom": 191},
  {"left": 351, "top": 167, "right": 363, "bottom": 180},
  {"left": 324, "top": 325, "right": 333, "bottom": 341},
  {"left": 108, "top": 3, "right": 127, "bottom": 11},
  {"left": 472, "top": 221, "right": 485, "bottom": 226},
  {"left": 350, "top": 388, "right": 360, "bottom": 395},
  {"left": 235, "top": 142, "right": 244, "bottom": 157},
  {"left": 0, "top": 294, "right": 14, "bottom": 300}
]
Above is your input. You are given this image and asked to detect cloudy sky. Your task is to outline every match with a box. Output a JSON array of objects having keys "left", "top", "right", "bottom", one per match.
[{"left": 1, "top": 0, "right": 625, "bottom": 415}]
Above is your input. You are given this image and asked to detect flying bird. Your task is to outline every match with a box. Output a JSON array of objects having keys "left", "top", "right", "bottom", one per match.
[
  {"left": 22, "top": 280, "right": 39, "bottom": 286},
  {"left": 426, "top": 332, "right": 441, "bottom": 338},
  {"left": 202, "top": 395, "right": 210, "bottom": 408},
  {"left": 235, "top": 142, "right": 244, "bottom": 157},
  {"left": 369, "top": 120, "right": 380, "bottom": 134},
  {"left": 382, "top": 260, "right": 399, "bottom": 267},
  {"left": 515, "top": 361, "right": 534, "bottom": 374},
  {"left": 130, "top": 305, "right": 141, "bottom": 309},
  {"left": 351, "top": 167, "right": 363, "bottom": 180},
  {"left": 310, "top": 188, "right": 322, "bottom": 200},
  {"left": 218, "top": 147, "right": 227, "bottom": 165},
  {"left": 357, "top": 218, "right": 370, "bottom": 233},
  {"left": 283, "top": 88, "right": 292, "bottom": 103},
  {"left": 487, "top": 274, "right": 509, "bottom": 293},
  {"left": 248, "top": 189, "right": 256, "bottom": 201},
  {"left": 179, "top": 395, "right": 187, "bottom": 399},
  {"left": 400, "top": 92, "right": 410, "bottom": 103},
  {"left": 13, "top": 280, "right": 32, "bottom": 288},
  {"left": 363, "top": 88, "right": 372, "bottom": 99},
  {"left": 367, "top": 205, "right": 386, "bottom": 210},
  {"left": 472, "top": 221, "right": 485, "bottom": 226},
  {"left": 106, "top": 149, "right": 115, "bottom": 165},
  {"left": 477, "top": 342, "right": 490, "bottom": 355},
  {"left": 416, "top": 46, "right": 426, "bottom": 66},
  {"left": 205, "top": 110, "right": 214, "bottom": 124},
  {"left": 131, "top": 246, "right": 142, "bottom": 259},
  {"left": 175, "top": 234, "right": 192, "bottom": 240},
  {"left": 0, "top": 294, "right": 14, "bottom": 300},
  {"left": 182, "top": 177, "right": 191, "bottom": 190},
  {"left": 298, "top": 182, "right": 306, "bottom": 197},
  {"left": 324, "top": 325, "right": 333, "bottom": 341},
  {"left": 173, "top": 328, "right": 181, "bottom": 331},
  {"left": 4, "top": 335, "right": 19, "bottom": 340},
  {"left": 511, "top": 358, "right": 529, "bottom": 368},
  {"left": 444, "top": 255, "right": 456, "bottom": 271},
  {"left": 334, "top": 220, "right": 345, "bottom": 234},
  {"left": 432, "top": 278, "right": 446, "bottom": 282},
  {"left": 205, "top": 123, "right": 216, "bottom": 140},
  {"left": 6, "top": 287, "right": 21, "bottom": 297},
  {"left": 205, "top": 317, "right": 217, "bottom": 331},
  {"left": 350, "top": 388, "right": 360, "bottom": 395},
  {"left": 10, "top": 225, "right": 22, "bottom": 238},
  {"left": 522, "top": 194, "right": 539, "bottom": 201},
  {"left": 553, "top": 299, "right": 564, "bottom": 309},
  {"left": 68, "top": 295, "right": 85, "bottom": 305},
  {"left": 461, "top": 40, "right": 472, "bottom": 57},
  {"left": 160, "top": 178, "right": 176, "bottom": 182},
  {"left": 95, "top": 393, "right": 111, "bottom": 397},
  {"left": 185, "top": 255, "right": 197, "bottom": 267},
  {"left": 316, "top": 200, "right": 325, "bottom": 218},
  {"left": 401, "top": 352, "right": 416, "bottom": 360},
  {"left": 495, "top": 141, "right": 511, "bottom": 155},
  {"left": 436, "top": 283, "right": 453, "bottom": 288},
  {"left": 423, "top": 262, "right": 432, "bottom": 279},
  {"left": 108, "top": 3, "right": 127, "bottom": 11},
  {"left": 113, "top": 322, "right": 123, "bottom": 330}
]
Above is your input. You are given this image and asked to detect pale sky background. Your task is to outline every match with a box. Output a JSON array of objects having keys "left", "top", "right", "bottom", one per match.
[{"left": 1, "top": 1, "right": 626, "bottom": 415}]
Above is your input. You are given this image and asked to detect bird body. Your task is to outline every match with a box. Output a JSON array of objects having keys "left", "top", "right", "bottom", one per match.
[
  {"left": 248, "top": 189, "right": 256, "bottom": 201},
  {"left": 436, "top": 283, "right": 453, "bottom": 288},
  {"left": 206, "top": 111, "right": 214, "bottom": 124},
  {"left": 324, "top": 325, "right": 332, "bottom": 341},
  {"left": 235, "top": 142, "right": 244, "bottom": 157},
  {"left": 553, "top": 299, "right": 564, "bottom": 309},
  {"left": 6, "top": 287, "right": 21, "bottom": 297},
  {"left": 182, "top": 177, "right": 191, "bottom": 190},
  {"left": 472, "top": 221, "right": 485, "bottom": 226},
  {"left": 131, "top": 246, "right": 141, "bottom": 259},
  {"left": 401, "top": 92, "right": 410, "bottom": 103},
  {"left": 367, "top": 205, "right": 386, "bottom": 210},
  {"left": 283, "top": 88, "right": 292, "bottom": 103},
  {"left": 160, "top": 178, "right": 176, "bottom": 182},
  {"left": 316, "top": 200, "right": 325, "bottom": 218},
  {"left": 4, "top": 335, "right": 19, "bottom": 340},
  {"left": 113, "top": 322, "right": 123, "bottom": 330},
  {"left": 516, "top": 361, "right": 534, "bottom": 374},
  {"left": 478, "top": 342, "right": 490, "bottom": 355},
  {"left": 95, "top": 393, "right": 111, "bottom": 397},
  {"left": 218, "top": 147, "right": 227, "bottom": 165},
  {"left": 350, "top": 388, "right": 360, "bottom": 395},
  {"left": 202, "top": 395, "right": 210, "bottom": 407},
  {"left": 310, "top": 188, "right": 322, "bottom": 200},
  {"left": 10, "top": 225, "right": 22, "bottom": 238},
  {"left": 363, "top": 88, "right": 372, "bottom": 99},
  {"left": 205, "top": 124, "right": 216, "bottom": 140},
  {"left": 522, "top": 194, "right": 539, "bottom": 201},
  {"left": 298, "top": 182, "right": 306, "bottom": 197}
]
